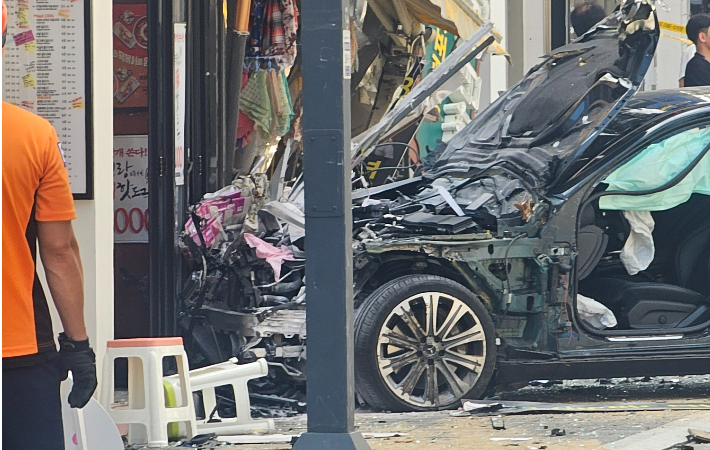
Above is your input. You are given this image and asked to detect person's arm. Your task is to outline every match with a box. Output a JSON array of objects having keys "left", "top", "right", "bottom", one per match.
[
  {"left": 34, "top": 126, "right": 96, "bottom": 409},
  {"left": 37, "top": 221, "right": 87, "bottom": 341}
]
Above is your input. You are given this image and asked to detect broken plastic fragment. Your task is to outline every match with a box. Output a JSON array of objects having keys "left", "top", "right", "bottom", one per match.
[
  {"left": 243, "top": 233, "right": 296, "bottom": 280},
  {"left": 435, "top": 185, "right": 465, "bottom": 216}
]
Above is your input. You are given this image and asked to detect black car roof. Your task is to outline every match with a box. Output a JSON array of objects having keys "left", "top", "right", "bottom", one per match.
[{"left": 607, "top": 87, "right": 710, "bottom": 135}]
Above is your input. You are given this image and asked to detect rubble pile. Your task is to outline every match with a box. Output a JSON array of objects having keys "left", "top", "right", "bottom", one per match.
[{"left": 177, "top": 158, "right": 539, "bottom": 413}]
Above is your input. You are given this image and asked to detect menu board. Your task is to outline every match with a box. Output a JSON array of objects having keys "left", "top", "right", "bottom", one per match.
[{"left": 2, "top": 0, "right": 92, "bottom": 198}]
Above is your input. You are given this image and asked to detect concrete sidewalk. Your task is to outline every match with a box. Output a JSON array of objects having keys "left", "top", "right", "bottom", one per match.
[{"left": 127, "top": 375, "right": 710, "bottom": 450}]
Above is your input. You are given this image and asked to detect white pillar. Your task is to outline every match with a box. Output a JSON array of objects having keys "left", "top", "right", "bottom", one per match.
[
  {"left": 80, "top": 0, "right": 114, "bottom": 387},
  {"left": 507, "top": 0, "right": 548, "bottom": 85},
  {"left": 653, "top": 0, "right": 686, "bottom": 90},
  {"left": 489, "top": 0, "right": 509, "bottom": 102},
  {"left": 43, "top": 0, "right": 114, "bottom": 395}
]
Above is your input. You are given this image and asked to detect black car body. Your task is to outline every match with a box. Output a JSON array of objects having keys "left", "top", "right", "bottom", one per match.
[{"left": 182, "top": 0, "right": 710, "bottom": 413}]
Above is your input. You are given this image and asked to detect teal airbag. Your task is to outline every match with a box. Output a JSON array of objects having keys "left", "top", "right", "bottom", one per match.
[{"left": 599, "top": 127, "right": 710, "bottom": 211}]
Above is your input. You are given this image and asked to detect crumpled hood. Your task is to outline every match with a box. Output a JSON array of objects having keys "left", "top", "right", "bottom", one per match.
[{"left": 428, "top": 0, "right": 659, "bottom": 190}]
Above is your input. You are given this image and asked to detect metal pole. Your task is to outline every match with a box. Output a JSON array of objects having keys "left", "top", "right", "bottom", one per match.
[
  {"left": 148, "top": 0, "right": 177, "bottom": 336},
  {"left": 292, "top": 0, "right": 370, "bottom": 448}
]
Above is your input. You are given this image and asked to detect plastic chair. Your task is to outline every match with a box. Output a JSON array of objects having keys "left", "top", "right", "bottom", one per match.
[
  {"left": 99, "top": 337, "right": 196, "bottom": 447},
  {"left": 164, "top": 358, "right": 275, "bottom": 435}
]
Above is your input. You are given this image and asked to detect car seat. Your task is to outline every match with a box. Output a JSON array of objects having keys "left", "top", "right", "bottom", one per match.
[
  {"left": 589, "top": 220, "right": 710, "bottom": 329},
  {"left": 576, "top": 203, "right": 608, "bottom": 281}
]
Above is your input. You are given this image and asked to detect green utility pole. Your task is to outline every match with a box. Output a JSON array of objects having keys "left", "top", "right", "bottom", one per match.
[{"left": 292, "top": 0, "right": 371, "bottom": 449}]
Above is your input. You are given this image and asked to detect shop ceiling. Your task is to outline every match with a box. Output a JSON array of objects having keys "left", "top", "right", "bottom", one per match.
[{"left": 368, "top": 0, "right": 506, "bottom": 55}]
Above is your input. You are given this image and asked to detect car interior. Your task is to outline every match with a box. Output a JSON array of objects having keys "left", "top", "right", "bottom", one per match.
[
  {"left": 577, "top": 193, "right": 710, "bottom": 331},
  {"left": 572, "top": 122, "right": 710, "bottom": 333}
]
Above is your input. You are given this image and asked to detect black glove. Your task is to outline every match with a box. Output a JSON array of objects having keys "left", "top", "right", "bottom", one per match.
[{"left": 58, "top": 333, "right": 98, "bottom": 408}]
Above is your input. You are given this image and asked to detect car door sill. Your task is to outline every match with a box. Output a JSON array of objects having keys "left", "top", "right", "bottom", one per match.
[{"left": 606, "top": 335, "right": 683, "bottom": 342}]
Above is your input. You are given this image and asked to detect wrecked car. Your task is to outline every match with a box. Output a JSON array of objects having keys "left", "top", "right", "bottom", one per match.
[{"left": 181, "top": 0, "right": 710, "bottom": 414}]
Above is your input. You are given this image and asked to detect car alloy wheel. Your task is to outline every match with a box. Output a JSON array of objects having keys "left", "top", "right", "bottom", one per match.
[
  {"left": 377, "top": 291, "right": 486, "bottom": 408},
  {"left": 355, "top": 275, "right": 496, "bottom": 411}
]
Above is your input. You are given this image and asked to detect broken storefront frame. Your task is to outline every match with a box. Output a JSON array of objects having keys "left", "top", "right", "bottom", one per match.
[{"left": 178, "top": 21, "right": 501, "bottom": 414}]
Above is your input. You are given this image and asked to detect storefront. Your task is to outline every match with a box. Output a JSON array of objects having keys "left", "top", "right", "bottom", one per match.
[
  {"left": 107, "top": 0, "right": 509, "bottom": 348},
  {"left": 5, "top": 0, "right": 505, "bottom": 383}
]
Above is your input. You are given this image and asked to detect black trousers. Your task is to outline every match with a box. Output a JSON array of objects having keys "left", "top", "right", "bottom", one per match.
[{"left": 3, "top": 356, "right": 65, "bottom": 450}]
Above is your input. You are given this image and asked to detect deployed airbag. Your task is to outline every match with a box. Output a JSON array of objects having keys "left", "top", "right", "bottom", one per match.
[
  {"left": 577, "top": 294, "right": 618, "bottom": 329},
  {"left": 620, "top": 210, "right": 655, "bottom": 276},
  {"left": 599, "top": 127, "right": 710, "bottom": 211}
]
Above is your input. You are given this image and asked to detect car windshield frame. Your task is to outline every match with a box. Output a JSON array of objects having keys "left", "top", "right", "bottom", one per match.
[{"left": 552, "top": 106, "right": 710, "bottom": 198}]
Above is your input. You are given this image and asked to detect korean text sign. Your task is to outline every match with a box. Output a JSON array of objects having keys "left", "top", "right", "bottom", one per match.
[{"left": 114, "top": 135, "right": 149, "bottom": 243}]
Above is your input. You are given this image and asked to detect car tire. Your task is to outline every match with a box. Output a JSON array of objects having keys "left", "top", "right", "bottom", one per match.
[{"left": 354, "top": 275, "right": 496, "bottom": 412}]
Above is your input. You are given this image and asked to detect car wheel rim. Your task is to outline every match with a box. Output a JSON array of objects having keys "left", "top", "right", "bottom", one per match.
[{"left": 376, "top": 292, "right": 487, "bottom": 408}]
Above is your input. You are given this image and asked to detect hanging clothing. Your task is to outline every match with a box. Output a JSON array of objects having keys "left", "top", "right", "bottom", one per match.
[
  {"left": 240, "top": 69, "right": 272, "bottom": 133},
  {"left": 350, "top": 18, "right": 360, "bottom": 73},
  {"left": 275, "top": 70, "right": 293, "bottom": 136},
  {"left": 263, "top": 0, "right": 298, "bottom": 69},
  {"left": 261, "top": 68, "right": 293, "bottom": 140},
  {"left": 237, "top": 72, "right": 255, "bottom": 145},
  {"left": 263, "top": 0, "right": 284, "bottom": 54},
  {"left": 249, "top": 0, "right": 267, "bottom": 57}
]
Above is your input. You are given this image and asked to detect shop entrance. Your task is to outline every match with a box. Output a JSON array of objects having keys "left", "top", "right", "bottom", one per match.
[{"left": 112, "top": 0, "right": 151, "bottom": 342}]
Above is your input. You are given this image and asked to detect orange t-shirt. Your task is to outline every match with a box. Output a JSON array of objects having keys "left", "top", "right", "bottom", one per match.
[{"left": 2, "top": 101, "right": 77, "bottom": 360}]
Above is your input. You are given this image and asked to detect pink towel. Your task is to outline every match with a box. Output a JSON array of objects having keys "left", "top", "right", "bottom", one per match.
[{"left": 243, "top": 233, "right": 295, "bottom": 279}]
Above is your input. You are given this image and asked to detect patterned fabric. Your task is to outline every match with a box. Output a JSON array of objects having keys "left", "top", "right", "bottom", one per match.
[
  {"left": 274, "top": 70, "right": 293, "bottom": 136},
  {"left": 249, "top": 0, "right": 267, "bottom": 57},
  {"left": 263, "top": 0, "right": 284, "bottom": 51},
  {"left": 239, "top": 69, "right": 271, "bottom": 133},
  {"left": 350, "top": 18, "right": 360, "bottom": 73},
  {"left": 236, "top": 72, "right": 255, "bottom": 147},
  {"left": 264, "top": 0, "right": 298, "bottom": 69},
  {"left": 266, "top": 68, "right": 282, "bottom": 129}
]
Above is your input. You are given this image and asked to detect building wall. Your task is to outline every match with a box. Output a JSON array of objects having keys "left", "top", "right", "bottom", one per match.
[
  {"left": 506, "top": 0, "right": 548, "bottom": 86},
  {"left": 486, "top": 0, "right": 692, "bottom": 99},
  {"left": 653, "top": 0, "right": 687, "bottom": 90},
  {"left": 487, "top": 0, "right": 509, "bottom": 102}
]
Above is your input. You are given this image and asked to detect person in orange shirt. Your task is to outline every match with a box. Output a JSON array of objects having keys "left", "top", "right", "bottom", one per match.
[{"left": 2, "top": 2, "right": 97, "bottom": 448}]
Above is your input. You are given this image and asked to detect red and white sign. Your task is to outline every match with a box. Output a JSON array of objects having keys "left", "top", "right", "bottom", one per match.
[{"left": 114, "top": 135, "right": 149, "bottom": 243}]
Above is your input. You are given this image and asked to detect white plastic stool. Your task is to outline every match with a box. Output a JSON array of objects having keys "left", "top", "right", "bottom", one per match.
[
  {"left": 99, "top": 337, "right": 197, "bottom": 447},
  {"left": 164, "top": 358, "right": 274, "bottom": 435}
]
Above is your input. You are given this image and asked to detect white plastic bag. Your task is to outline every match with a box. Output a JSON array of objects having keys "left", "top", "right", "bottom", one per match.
[
  {"left": 621, "top": 210, "right": 655, "bottom": 275},
  {"left": 577, "top": 294, "right": 618, "bottom": 329}
]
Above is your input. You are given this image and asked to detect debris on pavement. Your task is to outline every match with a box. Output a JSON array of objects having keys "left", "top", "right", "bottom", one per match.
[
  {"left": 459, "top": 399, "right": 710, "bottom": 416},
  {"left": 363, "top": 433, "right": 409, "bottom": 439},
  {"left": 215, "top": 432, "right": 408, "bottom": 445},
  {"left": 550, "top": 428, "right": 566, "bottom": 436},
  {"left": 490, "top": 437, "right": 532, "bottom": 442},
  {"left": 491, "top": 416, "right": 506, "bottom": 430},
  {"left": 528, "top": 380, "right": 563, "bottom": 388},
  {"left": 689, "top": 429, "right": 710, "bottom": 443},
  {"left": 463, "top": 401, "right": 504, "bottom": 413},
  {"left": 217, "top": 434, "right": 297, "bottom": 445},
  {"left": 179, "top": 433, "right": 217, "bottom": 447}
]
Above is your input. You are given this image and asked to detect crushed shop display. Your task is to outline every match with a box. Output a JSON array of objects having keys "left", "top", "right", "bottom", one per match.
[{"left": 178, "top": 0, "right": 710, "bottom": 414}]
